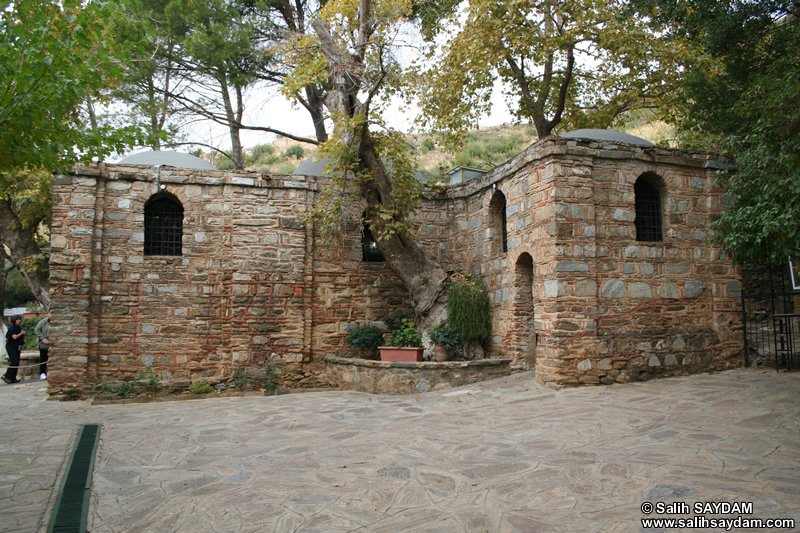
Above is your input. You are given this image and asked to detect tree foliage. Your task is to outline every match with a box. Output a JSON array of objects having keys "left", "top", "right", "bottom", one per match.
[
  {"left": 113, "top": 0, "right": 330, "bottom": 162},
  {"left": 0, "top": 0, "right": 146, "bottom": 308},
  {"left": 284, "top": 0, "right": 450, "bottom": 331},
  {"left": 419, "top": 0, "right": 697, "bottom": 143},
  {"left": 632, "top": 1, "right": 800, "bottom": 263},
  {"left": 0, "top": 0, "right": 144, "bottom": 172},
  {"left": 711, "top": 38, "right": 800, "bottom": 264},
  {"left": 109, "top": 0, "right": 191, "bottom": 149}
]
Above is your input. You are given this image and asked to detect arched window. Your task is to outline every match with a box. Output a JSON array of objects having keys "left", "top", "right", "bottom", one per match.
[
  {"left": 361, "top": 215, "right": 384, "bottom": 262},
  {"left": 490, "top": 190, "right": 508, "bottom": 253},
  {"left": 144, "top": 195, "right": 183, "bottom": 256},
  {"left": 634, "top": 176, "right": 663, "bottom": 242}
]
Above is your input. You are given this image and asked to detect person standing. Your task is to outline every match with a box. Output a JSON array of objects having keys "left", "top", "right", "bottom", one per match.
[
  {"left": 34, "top": 315, "right": 50, "bottom": 380},
  {"left": 3, "top": 316, "right": 26, "bottom": 384}
]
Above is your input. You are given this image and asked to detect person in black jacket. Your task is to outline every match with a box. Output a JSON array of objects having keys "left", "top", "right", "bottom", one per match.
[{"left": 3, "top": 316, "right": 26, "bottom": 384}]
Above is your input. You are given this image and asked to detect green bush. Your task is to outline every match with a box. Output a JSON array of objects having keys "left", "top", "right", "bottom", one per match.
[
  {"left": 345, "top": 325, "right": 385, "bottom": 352},
  {"left": 99, "top": 368, "right": 161, "bottom": 397},
  {"left": 452, "top": 152, "right": 476, "bottom": 168},
  {"left": 277, "top": 161, "right": 297, "bottom": 174},
  {"left": 388, "top": 318, "right": 423, "bottom": 348},
  {"left": 231, "top": 369, "right": 249, "bottom": 391},
  {"left": 429, "top": 323, "right": 462, "bottom": 354},
  {"left": 3, "top": 266, "right": 34, "bottom": 308},
  {"left": 447, "top": 273, "right": 490, "bottom": 343},
  {"left": 283, "top": 145, "right": 305, "bottom": 159},
  {"left": 101, "top": 380, "right": 139, "bottom": 397},
  {"left": 190, "top": 381, "right": 214, "bottom": 394},
  {"left": 214, "top": 151, "right": 236, "bottom": 170},
  {"left": 20, "top": 316, "right": 45, "bottom": 351},
  {"left": 262, "top": 362, "right": 279, "bottom": 393},
  {"left": 246, "top": 143, "right": 276, "bottom": 165}
]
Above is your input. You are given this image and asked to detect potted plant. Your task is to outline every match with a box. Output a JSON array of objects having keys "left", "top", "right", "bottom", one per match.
[
  {"left": 379, "top": 318, "right": 423, "bottom": 362},
  {"left": 429, "top": 323, "right": 462, "bottom": 362},
  {"left": 345, "top": 324, "right": 385, "bottom": 359}
]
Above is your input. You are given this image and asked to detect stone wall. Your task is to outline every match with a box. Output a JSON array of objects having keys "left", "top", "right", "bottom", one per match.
[
  {"left": 448, "top": 137, "right": 743, "bottom": 387},
  {"left": 49, "top": 165, "right": 415, "bottom": 394},
  {"left": 48, "top": 135, "right": 744, "bottom": 395},
  {"left": 324, "top": 356, "right": 512, "bottom": 394}
]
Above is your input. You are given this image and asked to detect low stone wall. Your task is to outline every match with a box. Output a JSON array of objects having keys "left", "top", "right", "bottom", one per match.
[{"left": 324, "top": 356, "right": 513, "bottom": 394}]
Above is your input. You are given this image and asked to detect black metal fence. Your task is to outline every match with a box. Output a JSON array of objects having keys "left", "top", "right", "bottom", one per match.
[{"left": 741, "top": 264, "right": 799, "bottom": 370}]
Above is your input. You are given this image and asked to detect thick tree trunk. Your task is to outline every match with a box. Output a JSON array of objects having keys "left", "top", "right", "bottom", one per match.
[
  {"left": 357, "top": 138, "right": 448, "bottom": 327},
  {"left": 0, "top": 202, "right": 50, "bottom": 309},
  {"left": 311, "top": 14, "right": 483, "bottom": 358}
]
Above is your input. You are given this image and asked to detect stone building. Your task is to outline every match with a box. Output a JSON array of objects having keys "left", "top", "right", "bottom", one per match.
[{"left": 48, "top": 130, "right": 743, "bottom": 395}]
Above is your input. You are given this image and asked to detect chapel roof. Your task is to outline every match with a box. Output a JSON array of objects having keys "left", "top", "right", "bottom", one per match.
[
  {"left": 561, "top": 129, "right": 654, "bottom": 147},
  {"left": 117, "top": 150, "right": 218, "bottom": 170}
]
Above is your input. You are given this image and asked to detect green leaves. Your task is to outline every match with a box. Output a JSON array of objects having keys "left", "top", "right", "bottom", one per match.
[
  {"left": 447, "top": 273, "right": 491, "bottom": 343},
  {"left": 418, "top": 0, "right": 691, "bottom": 141},
  {"left": 645, "top": 1, "right": 800, "bottom": 263},
  {"left": 0, "top": 1, "right": 145, "bottom": 172}
]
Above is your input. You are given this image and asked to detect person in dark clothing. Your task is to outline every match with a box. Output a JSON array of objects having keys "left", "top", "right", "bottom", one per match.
[{"left": 3, "top": 316, "right": 26, "bottom": 384}]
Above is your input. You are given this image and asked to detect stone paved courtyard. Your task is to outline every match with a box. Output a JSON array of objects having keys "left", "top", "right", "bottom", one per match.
[{"left": 1, "top": 368, "right": 799, "bottom": 532}]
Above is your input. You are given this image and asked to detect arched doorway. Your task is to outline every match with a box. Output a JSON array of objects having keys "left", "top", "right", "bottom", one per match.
[{"left": 512, "top": 252, "right": 536, "bottom": 369}]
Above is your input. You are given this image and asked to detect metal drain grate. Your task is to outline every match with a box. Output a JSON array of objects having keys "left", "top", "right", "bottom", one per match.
[{"left": 49, "top": 424, "right": 101, "bottom": 533}]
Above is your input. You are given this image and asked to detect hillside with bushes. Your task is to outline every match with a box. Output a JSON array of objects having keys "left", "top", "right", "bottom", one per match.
[{"left": 213, "top": 120, "right": 671, "bottom": 180}]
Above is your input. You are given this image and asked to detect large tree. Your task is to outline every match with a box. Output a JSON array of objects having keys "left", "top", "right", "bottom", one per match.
[
  {"left": 110, "top": 0, "right": 192, "bottom": 150},
  {"left": 113, "top": 0, "right": 330, "bottom": 166},
  {"left": 285, "top": 0, "right": 452, "bottom": 340},
  {"left": 419, "top": 0, "right": 696, "bottom": 142},
  {"left": 0, "top": 0, "right": 144, "bottom": 308},
  {"left": 631, "top": 0, "right": 800, "bottom": 264}
]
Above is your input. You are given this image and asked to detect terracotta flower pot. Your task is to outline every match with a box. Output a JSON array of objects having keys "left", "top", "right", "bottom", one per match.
[
  {"left": 379, "top": 346, "right": 424, "bottom": 362},
  {"left": 433, "top": 345, "right": 453, "bottom": 362},
  {"left": 358, "top": 349, "right": 377, "bottom": 360}
]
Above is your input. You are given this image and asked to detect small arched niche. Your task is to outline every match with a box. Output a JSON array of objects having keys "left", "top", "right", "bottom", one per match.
[
  {"left": 513, "top": 252, "right": 536, "bottom": 368},
  {"left": 489, "top": 189, "right": 508, "bottom": 254}
]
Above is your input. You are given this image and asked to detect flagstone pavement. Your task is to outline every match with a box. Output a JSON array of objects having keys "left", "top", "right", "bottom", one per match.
[{"left": 1, "top": 367, "right": 799, "bottom": 532}]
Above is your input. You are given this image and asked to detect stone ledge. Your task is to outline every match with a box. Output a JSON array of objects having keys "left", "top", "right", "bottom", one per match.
[{"left": 324, "top": 355, "right": 513, "bottom": 394}]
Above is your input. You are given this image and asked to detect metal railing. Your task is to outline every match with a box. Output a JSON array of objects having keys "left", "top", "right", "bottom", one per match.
[{"left": 742, "top": 290, "right": 799, "bottom": 370}]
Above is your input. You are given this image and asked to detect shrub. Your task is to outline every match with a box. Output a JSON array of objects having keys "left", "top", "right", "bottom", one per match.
[
  {"left": 388, "top": 318, "right": 423, "bottom": 348},
  {"left": 214, "top": 152, "right": 236, "bottom": 170},
  {"left": 137, "top": 368, "right": 160, "bottom": 389},
  {"left": 345, "top": 325, "right": 385, "bottom": 352},
  {"left": 101, "top": 378, "right": 140, "bottom": 397},
  {"left": 3, "top": 267, "right": 34, "bottom": 308},
  {"left": 231, "top": 369, "right": 249, "bottom": 391},
  {"left": 284, "top": 145, "right": 305, "bottom": 159},
  {"left": 246, "top": 143, "right": 276, "bottom": 166},
  {"left": 262, "top": 362, "right": 279, "bottom": 393},
  {"left": 429, "top": 323, "right": 462, "bottom": 354},
  {"left": 447, "top": 273, "right": 490, "bottom": 343},
  {"left": 190, "top": 381, "right": 213, "bottom": 394},
  {"left": 20, "top": 316, "right": 45, "bottom": 350},
  {"left": 277, "top": 161, "right": 297, "bottom": 174}
]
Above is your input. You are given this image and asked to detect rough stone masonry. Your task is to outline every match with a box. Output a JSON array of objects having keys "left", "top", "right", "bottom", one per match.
[{"left": 47, "top": 133, "right": 743, "bottom": 396}]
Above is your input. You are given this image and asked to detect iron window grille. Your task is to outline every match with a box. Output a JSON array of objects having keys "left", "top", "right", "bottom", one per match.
[
  {"left": 634, "top": 179, "right": 663, "bottom": 242},
  {"left": 144, "top": 197, "right": 183, "bottom": 256}
]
